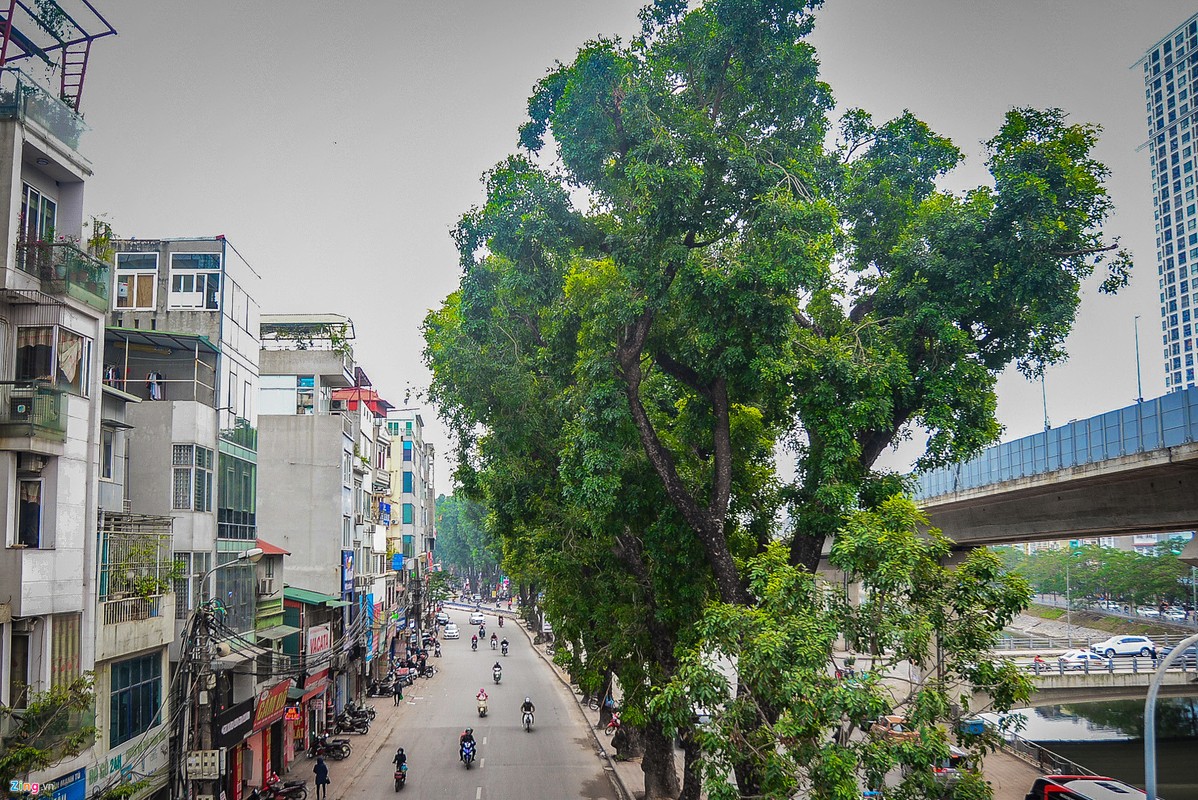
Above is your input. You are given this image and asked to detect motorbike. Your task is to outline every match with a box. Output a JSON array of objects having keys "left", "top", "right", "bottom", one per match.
[
  {"left": 461, "top": 740, "right": 476, "bottom": 769},
  {"left": 263, "top": 773, "right": 307, "bottom": 800},
  {"left": 419, "top": 664, "right": 437, "bottom": 679},
  {"left": 307, "top": 736, "right": 351, "bottom": 761},
  {"left": 490, "top": 638, "right": 498, "bottom": 650},
  {"left": 366, "top": 678, "right": 395, "bottom": 697},
  {"left": 501, "top": 642, "right": 509, "bottom": 656},
  {"left": 522, "top": 710, "right": 534, "bottom": 732},
  {"left": 498, "top": 617, "right": 504, "bottom": 628},
  {"left": 333, "top": 714, "right": 370, "bottom": 735},
  {"left": 605, "top": 710, "right": 621, "bottom": 736},
  {"left": 478, "top": 626, "right": 486, "bottom": 639},
  {"left": 477, "top": 697, "right": 488, "bottom": 717},
  {"left": 471, "top": 639, "right": 478, "bottom": 651},
  {"left": 492, "top": 667, "right": 502, "bottom": 684},
  {"left": 434, "top": 643, "right": 442, "bottom": 657},
  {"left": 393, "top": 763, "right": 408, "bottom": 791},
  {"left": 344, "top": 700, "right": 376, "bottom": 720}
]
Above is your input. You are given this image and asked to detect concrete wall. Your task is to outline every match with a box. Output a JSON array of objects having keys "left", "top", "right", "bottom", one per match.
[{"left": 257, "top": 415, "right": 346, "bottom": 596}]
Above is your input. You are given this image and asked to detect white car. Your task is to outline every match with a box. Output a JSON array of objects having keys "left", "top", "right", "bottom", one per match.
[
  {"left": 469, "top": 612, "right": 486, "bottom": 626},
  {"left": 435, "top": 611, "right": 450, "bottom": 625},
  {"left": 1090, "top": 635, "right": 1156, "bottom": 658},
  {"left": 1057, "top": 649, "right": 1108, "bottom": 670},
  {"left": 443, "top": 623, "right": 460, "bottom": 639},
  {"left": 1136, "top": 606, "right": 1161, "bottom": 617},
  {"left": 1163, "top": 608, "right": 1188, "bottom": 622}
]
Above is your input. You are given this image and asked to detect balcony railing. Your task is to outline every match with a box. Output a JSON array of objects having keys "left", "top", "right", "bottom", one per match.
[
  {"left": 0, "top": 380, "right": 65, "bottom": 442},
  {"left": 101, "top": 596, "right": 164, "bottom": 624},
  {"left": 0, "top": 68, "right": 88, "bottom": 149},
  {"left": 15, "top": 240, "right": 111, "bottom": 311}
]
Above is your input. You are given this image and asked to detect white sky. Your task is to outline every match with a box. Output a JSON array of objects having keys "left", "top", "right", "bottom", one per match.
[{"left": 72, "top": 1, "right": 1198, "bottom": 481}]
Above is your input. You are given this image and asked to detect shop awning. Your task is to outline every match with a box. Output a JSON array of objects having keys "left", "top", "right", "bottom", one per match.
[
  {"left": 284, "top": 586, "right": 346, "bottom": 608},
  {"left": 213, "top": 650, "right": 253, "bottom": 671},
  {"left": 256, "top": 624, "right": 300, "bottom": 640},
  {"left": 288, "top": 678, "right": 329, "bottom": 703}
]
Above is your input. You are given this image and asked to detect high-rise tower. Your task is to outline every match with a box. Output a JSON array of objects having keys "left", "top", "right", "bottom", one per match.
[{"left": 1140, "top": 12, "right": 1198, "bottom": 390}]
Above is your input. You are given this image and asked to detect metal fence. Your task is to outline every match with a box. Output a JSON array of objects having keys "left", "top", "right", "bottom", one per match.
[
  {"left": 998, "top": 729, "right": 1101, "bottom": 777},
  {"left": 916, "top": 385, "right": 1198, "bottom": 499}
]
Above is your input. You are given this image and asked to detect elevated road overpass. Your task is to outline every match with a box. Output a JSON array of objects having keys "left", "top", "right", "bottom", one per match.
[{"left": 914, "top": 386, "right": 1198, "bottom": 547}]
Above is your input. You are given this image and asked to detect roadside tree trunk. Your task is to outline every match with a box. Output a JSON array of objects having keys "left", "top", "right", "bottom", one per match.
[
  {"left": 677, "top": 729, "right": 701, "bottom": 800},
  {"left": 641, "top": 720, "right": 681, "bottom": 800}
]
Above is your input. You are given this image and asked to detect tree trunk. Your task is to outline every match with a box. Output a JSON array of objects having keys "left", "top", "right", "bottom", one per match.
[
  {"left": 597, "top": 671, "right": 614, "bottom": 730},
  {"left": 640, "top": 720, "right": 681, "bottom": 800},
  {"left": 677, "top": 729, "right": 701, "bottom": 800},
  {"left": 612, "top": 720, "right": 644, "bottom": 759}
]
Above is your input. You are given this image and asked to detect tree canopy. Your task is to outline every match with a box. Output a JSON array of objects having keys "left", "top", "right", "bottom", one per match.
[{"left": 425, "top": 1, "right": 1128, "bottom": 797}]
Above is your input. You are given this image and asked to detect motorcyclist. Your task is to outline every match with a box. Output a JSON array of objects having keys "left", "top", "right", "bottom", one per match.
[
  {"left": 498, "top": 616, "right": 504, "bottom": 628},
  {"left": 477, "top": 687, "right": 489, "bottom": 702},
  {"left": 459, "top": 728, "right": 476, "bottom": 761},
  {"left": 521, "top": 696, "right": 535, "bottom": 723},
  {"left": 490, "top": 632, "right": 498, "bottom": 649},
  {"left": 500, "top": 637, "right": 509, "bottom": 655},
  {"left": 492, "top": 661, "right": 502, "bottom": 679},
  {"left": 478, "top": 624, "right": 486, "bottom": 639},
  {"left": 471, "top": 634, "right": 478, "bottom": 650},
  {"left": 434, "top": 640, "right": 442, "bottom": 657},
  {"left": 393, "top": 747, "right": 407, "bottom": 769}
]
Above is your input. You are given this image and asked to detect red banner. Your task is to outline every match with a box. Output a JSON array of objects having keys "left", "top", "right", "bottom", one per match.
[{"left": 252, "top": 680, "right": 293, "bottom": 731}]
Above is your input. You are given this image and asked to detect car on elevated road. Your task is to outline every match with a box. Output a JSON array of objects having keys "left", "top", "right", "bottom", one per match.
[
  {"left": 1057, "top": 649, "right": 1108, "bottom": 670},
  {"left": 1090, "top": 635, "right": 1156, "bottom": 658}
]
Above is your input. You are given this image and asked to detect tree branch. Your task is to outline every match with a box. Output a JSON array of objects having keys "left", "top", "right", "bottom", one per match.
[{"left": 1051, "top": 243, "right": 1117, "bottom": 258}]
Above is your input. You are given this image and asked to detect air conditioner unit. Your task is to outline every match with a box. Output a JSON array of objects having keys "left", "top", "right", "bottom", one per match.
[
  {"left": 257, "top": 578, "right": 275, "bottom": 596},
  {"left": 354, "top": 513, "right": 364, "bottom": 525}
]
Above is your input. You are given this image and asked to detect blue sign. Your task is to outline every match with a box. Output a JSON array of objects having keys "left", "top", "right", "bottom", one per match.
[
  {"left": 391, "top": 553, "right": 404, "bottom": 572},
  {"left": 50, "top": 769, "right": 86, "bottom": 800},
  {"left": 341, "top": 550, "right": 354, "bottom": 594},
  {"left": 364, "top": 593, "right": 375, "bottom": 663}
]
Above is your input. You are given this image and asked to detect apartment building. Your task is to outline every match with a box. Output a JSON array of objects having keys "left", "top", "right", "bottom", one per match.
[
  {"left": 1140, "top": 12, "right": 1198, "bottom": 389},
  {"left": 385, "top": 410, "right": 436, "bottom": 641}
]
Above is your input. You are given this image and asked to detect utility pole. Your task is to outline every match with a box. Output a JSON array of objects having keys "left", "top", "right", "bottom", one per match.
[{"left": 1134, "top": 314, "right": 1144, "bottom": 403}]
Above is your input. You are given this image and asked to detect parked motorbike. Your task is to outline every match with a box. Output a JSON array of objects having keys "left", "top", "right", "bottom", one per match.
[
  {"left": 461, "top": 740, "right": 476, "bottom": 769},
  {"left": 419, "top": 664, "right": 437, "bottom": 679},
  {"left": 477, "top": 697, "right": 488, "bottom": 717},
  {"left": 307, "top": 736, "right": 351, "bottom": 761},
  {"left": 263, "top": 773, "right": 307, "bottom": 800},
  {"left": 393, "top": 764, "right": 408, "bottom": 791},
  {"left": 333, "top": 714, "right": 370, "bottom": 735},
  {"left": 366, "top": 679, "right": 395, "bottom": 697},
  {"left": 604, "top": 710, "right": 621, "bottom": 736},
  {"left": 345, "top": 700, "right": 376, "bottom": 720},
  {"left": 492, "top": 666, "right": 502, "bottom": 684}
]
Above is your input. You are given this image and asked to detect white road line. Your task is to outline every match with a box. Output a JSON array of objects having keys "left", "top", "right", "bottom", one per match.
[
  {"left": 476, "top": 788, "right": 482, "bottom": 799},
  {"left": 482, "top": 736, "right": 487, "bottom": 745}
]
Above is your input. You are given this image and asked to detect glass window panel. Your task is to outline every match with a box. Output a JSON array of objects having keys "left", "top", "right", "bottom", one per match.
[
  {"left": 15, "top": 326, "right": 54, "bottom": 381},
  {"left": 116, "top": 253, "right": 157, "bottom": 270},
  {"left": 172, "top": 468, "right": 191, "bottom": 510},
  {"left": 18, "top": 479, "right": 41, "bottom": 547},
  {"left": 171, "top": 253, "right": 221, "bottom": 271}
]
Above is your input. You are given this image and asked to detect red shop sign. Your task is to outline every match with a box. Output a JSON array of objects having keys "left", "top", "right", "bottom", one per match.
[{"left": 252, "top": 680, "right": 293, "bottom": 731}]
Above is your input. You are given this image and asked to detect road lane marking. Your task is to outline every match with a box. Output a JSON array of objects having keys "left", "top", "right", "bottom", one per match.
[
  {"left": 476, "top": 788, "right": 482, "bottom": 799},
  {"left": 480, "top": 758, "right": 485, "bottom": 769},
  {"left": 482, "top": 736, "right": 487, "bottom": 744}
]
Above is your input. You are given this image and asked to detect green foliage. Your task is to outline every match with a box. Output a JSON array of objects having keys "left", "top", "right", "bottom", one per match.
[
  {"left": 426, "top": 0, "right": 1127, "bottom": 795},
  {"left": 425, "top": 570, "right": 455, "bottom": 605},
  {"left": 0, "top": 675, "right": 96, "bottom": 789},
  {"left": 435, "top": 494, "right": 500, "bottom": 576},
  {"left": 1000, "top": 540, "right": 1193, "bottom": 607}
]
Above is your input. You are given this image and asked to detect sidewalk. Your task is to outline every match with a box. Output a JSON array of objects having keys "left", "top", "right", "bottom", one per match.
[{"left": 282, "top": 678, "right": 436, "bottom": 800}]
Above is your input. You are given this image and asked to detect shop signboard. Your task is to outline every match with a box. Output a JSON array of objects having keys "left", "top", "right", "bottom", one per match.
[
  {"left": 48, "top": 768, "right": 86, "bottom": 800},
  {"left": 364, "top": 593, "right": 375, "bottom": 663},
  {"left": 391, "top": 553, "right": 403, "bottom": 572},
  {"left": 252, "top": 680, "right": 294, "bottom": 732},
  {"left": 215, "top": 698, "right": 255, "bottom": 748}
]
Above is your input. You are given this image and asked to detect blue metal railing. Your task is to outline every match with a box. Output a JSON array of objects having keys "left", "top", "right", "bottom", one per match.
[{"left": 915, "top": 386, "right": 1198, "bottom": 499}]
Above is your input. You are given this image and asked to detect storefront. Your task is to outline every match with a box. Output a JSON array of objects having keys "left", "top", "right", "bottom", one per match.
[
  {"left": 245, "top": 680, "right": 292, "bottom": 787},
  {"left": 214, "top": 699, "right": 254, "bottom": 800}
]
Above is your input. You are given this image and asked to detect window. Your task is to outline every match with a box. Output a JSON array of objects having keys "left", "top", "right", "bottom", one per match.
[
  {"left": 297, "top": 375, "right": 314, "bottom": 414},
  {"left": 114, "top": 253, "right": 158, "bottom": 310},
  {"left": 20, "top": 183, "right": 56, "bottom": 242},
  {"left": 15, "top": 326, "right": 93, "bottom": 396},
  {"left": 403, "top": 471, "right": 414, "bottom": 494},
  {"left": 169, "top": 253, "right": 221, "bottom": 310},
  {"left": 402, "top": 503, "right": 414, "bottom": 525},
  {"left": 402, "top": 440, "right": 413, "bottom": 462},
  {"left": 109, "top": 654, "right": 162, "bottom": 747},
  {"left": 50, "top": 613, "right": 81, "bottom": 689},
  {"left": 386, "top": 421, "right": 400, "bottom": 436},
  {"left": 101, "top": 428, "right": 115, "bottom": 480},
  {"left": 172, "top": 444, "right": 214, "bottom": 511},
  {"left": 18, "top": 479, "right": 42, "bottom": 548},
  {"left": 9, "top": 632, "right": 30, "bottom": 708}
]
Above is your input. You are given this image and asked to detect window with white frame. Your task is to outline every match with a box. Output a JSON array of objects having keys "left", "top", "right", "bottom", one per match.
[
  {"left": 101, "top": 427, "right": 115, "bottom": 480},
  {"left": 21, "top": 183, "right": 56, "bottom": 242},
  {"left": 172, "top": 444, "right": 214, "bottom": 511},
  {"left": 17, "top": 478, "right": 42, "bottom": 547},
  {"left": 168, "top": 253, "right": 221, "bottom": 310},
  {"left": 114, "top": 252, "right": 158, "bottom": 310}
]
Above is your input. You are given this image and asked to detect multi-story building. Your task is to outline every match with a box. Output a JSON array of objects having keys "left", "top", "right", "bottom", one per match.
[
  {"left": 385, "top": 410, "right": 436, "bottom": 642},
  {"left": 0, "top": 5, "right": 117, "bottom": 798},
  {"left": 1140, "top": 12, "right": 1198, "bottom": 390}
]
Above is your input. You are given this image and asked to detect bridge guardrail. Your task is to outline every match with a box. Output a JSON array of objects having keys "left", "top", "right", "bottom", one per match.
[
  {"left": 999, "top": 633, "right": 1193, "bottom": 652},
  {"left": 996, "top": 728, "right": 1101, "bottom": 777},
  {"left": 1022, "top": 656, "right": 1198, "bottom": 676}
]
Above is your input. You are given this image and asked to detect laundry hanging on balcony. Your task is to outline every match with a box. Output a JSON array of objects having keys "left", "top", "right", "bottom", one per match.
[{"left": 146, "top": 371, "right": 164, "bottom": 400}]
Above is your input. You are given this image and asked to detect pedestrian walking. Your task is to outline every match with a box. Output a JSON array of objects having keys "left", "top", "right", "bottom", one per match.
[
  {"left": 393, "top": 679, "right": 403, "bottom": 705},
  {"left": 313, "top": 757, "right": 329, "bottom": 799}
]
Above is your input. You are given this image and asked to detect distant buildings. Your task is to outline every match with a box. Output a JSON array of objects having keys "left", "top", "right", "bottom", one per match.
[{"left": 1140, "top": 11, "right": 1198, "bottom": 390}]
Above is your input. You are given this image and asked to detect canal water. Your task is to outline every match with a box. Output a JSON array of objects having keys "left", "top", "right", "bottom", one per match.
[{"left": 999, "top": 699, "right": 1198, "bottom": 800}]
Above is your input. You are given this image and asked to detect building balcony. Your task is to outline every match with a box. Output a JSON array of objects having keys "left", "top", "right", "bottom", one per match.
[
  {"left": 15, "top": 240, "right": 110, "bottom": 312},
  {"left": 0, "top": 68, "right": 88, "bottom": 150},
  {"left": 96, "top": 594, "right": 175, "bottom": 663},
  {"left": 0, "top": 380, "right": 65, "bottom": 454}
]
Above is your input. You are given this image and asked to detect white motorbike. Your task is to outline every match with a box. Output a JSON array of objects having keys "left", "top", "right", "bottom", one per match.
[
  {"left": 522, "top": 710, "right": 533, "bottom": 732},
  {"left": 477, "top": 697, "right": 488, "bottom": 717},
  {"left": 492, "top": 667, "right": 502, "bottom": 684}
]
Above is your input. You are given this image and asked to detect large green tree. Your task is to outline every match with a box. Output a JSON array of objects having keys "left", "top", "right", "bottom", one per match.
[{"left": 427, "top": 1, "right": 1128, "bottom": 796}]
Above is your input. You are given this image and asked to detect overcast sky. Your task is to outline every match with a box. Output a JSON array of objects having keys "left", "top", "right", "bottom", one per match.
[{"left": 74, "top": 1, "right": 1197, "bottom": 482}]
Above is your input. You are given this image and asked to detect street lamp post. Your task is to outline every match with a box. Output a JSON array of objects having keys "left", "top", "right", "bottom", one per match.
[
  {"left": 1145, "top": 631, "right": 1198, "bottom": 800},
  {"left": 1065, "top": 546, "right": 1073, "bottom": 649}
]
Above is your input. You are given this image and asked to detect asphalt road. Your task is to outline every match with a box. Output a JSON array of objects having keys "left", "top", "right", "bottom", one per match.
[{"left": 332, "top": 607, "right": 614, "bottom": 800}]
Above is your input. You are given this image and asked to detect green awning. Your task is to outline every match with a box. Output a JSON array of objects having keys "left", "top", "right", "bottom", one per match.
[
  {"left": 284, "top": 586, "right": 343, "bottom": 607},
  {"left": 325, "top": 600, "right": 351, "bottom": 608},
  {"left": 257, "top": 624, "right": 301, "bottom": 639}
]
